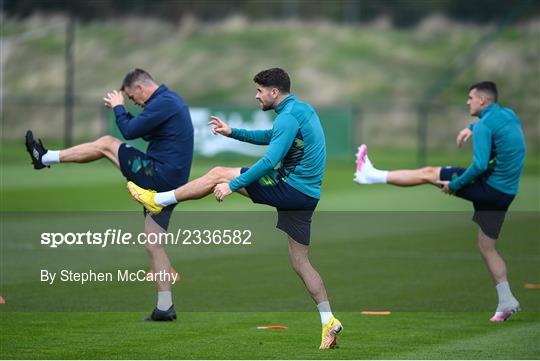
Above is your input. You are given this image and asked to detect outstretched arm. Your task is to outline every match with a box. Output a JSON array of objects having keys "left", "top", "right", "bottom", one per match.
[
  {"left": 213, "top": 115, "right": 298, "bottom": 201},
  {"left": 209, "top": 116, "right": 272, "bottom": 145},
  {"left": 230, "top": 128, "right": 273, "bottom": 145}
]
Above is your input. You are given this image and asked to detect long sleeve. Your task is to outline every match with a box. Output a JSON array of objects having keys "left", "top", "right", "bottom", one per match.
[
  {"left": 449, "top": 122, "right": 492, "bottom": 192},
  {"left": 229, "top": 115, "right": 298, "bottom": 191},
  {"left": 114, "top": 102, "right": 174, "bottom": 140},
  {"left": 229, "top": 128, "right": 272, "bottom": 145}
]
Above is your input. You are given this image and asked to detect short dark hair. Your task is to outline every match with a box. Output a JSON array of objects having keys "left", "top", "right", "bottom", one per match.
[
  {"left": 253, "top": 68, "right": 291, "bottom": 93},
  {"left": 121, "top": 68, "right": 154, "bottom": 90},
  {"left": 469, "top": 81, "right": 498, "bottom": 102}
]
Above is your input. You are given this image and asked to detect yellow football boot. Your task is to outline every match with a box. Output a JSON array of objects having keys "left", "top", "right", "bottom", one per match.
[
  {"left": 127, "top": 181, "right": 163, "bottom": 214},
  {"left": 319, "top": 316, "right": 342, "bottom": 349}
]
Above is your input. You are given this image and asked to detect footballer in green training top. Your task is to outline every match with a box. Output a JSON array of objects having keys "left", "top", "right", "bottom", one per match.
[
  {"left": 355, "top": 81, "right": 526, "bottom": 322},
  {"left": 127, "top": 68, "right": 343, "bottom": 349}
]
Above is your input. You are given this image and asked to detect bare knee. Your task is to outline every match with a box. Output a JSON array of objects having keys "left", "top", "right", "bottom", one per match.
[
  {"left": 143, "top": 215, "right": 168, "bottom": 254},
  {"left": 478, "top": 239, "right": 495, "bottom": 255},
  {"left": 420, "top": 167, "right": 439, "bottom": 183},
  {"left": 95, "top": 135, "right": 120, "bottom": 154},
  {"left": 289, "top": 254, "right": 309, "bottom": 274},
  {"left": 478, "top": 241, "right": 495, "bottom": 254},
  {"left": 290, "top": 260, "right": 302, "bottom": 274},
  {"left": 208, "top": 166, "right": 228, "bottom": 183},
  {"left": 144, "top": 239, "right": 165, "bottom": 255}
]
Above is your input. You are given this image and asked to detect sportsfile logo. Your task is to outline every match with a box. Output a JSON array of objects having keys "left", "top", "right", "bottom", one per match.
[
  {"left": 40, "top": 228, "right": 253, "bottom": 248},
  {"left": 40, "top": 229, "right": 133, "bottom": 248}
]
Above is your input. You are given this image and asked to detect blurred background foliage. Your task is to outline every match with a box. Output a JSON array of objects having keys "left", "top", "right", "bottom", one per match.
[{"left": 1, "top": 0, "right": 539, "bottom": 155}]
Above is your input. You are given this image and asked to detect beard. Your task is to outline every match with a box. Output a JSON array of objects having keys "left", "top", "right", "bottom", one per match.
[{"left": 260, "top": 100, "right": 275, "bottom": 111}]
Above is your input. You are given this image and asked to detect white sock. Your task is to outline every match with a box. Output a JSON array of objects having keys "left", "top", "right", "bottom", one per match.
[
  {"left": 157, "top": 291, "right": 173, "bottom": 311},
  {"left": 317, "top": 301, "right": 334, "bottom": 325},
  {"left": 41, "top": 150, "right": 60, "bottom": 165},
  {"left": 155, "top": 190, "right": 178, "bottom": 207},
  {"left": 496, "top": 281, "right": 515, "bottom": 309},
  {"left": 356, "top": 156, "right": 388, "bottom": 184}
]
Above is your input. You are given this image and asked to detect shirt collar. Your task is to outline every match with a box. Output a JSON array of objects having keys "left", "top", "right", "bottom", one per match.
[
  {"left": 145, "top": 84, "right": 167, "bottom": 105},
  {"left": 275, "top": 94, "right": 296, "bottom": 114},
  {"left": 479, "top": 103, "right": 498, "bottom": 118}
]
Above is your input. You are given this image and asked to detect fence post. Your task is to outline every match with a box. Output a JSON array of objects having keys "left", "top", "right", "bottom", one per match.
[
  {"left": 417, "top": 103, "right": 427, "bottom": 167},
  {"left": 64, "top": 13, "right": 75, "bottom": 147}
]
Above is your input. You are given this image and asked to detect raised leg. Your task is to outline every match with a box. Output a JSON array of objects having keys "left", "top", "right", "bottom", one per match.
[
  {"left": 387, "top": 166, "right": 442, "bottom": 187},
  {"left": 59, "top": 135, "right": 122, "bottom": 168},
  {"left": 173, "top": 166, "right": 248, "bottom": 201}
]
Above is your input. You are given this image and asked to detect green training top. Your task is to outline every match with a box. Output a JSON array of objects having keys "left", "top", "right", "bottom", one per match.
[
  {"left": 449, "top": 103, "right": 526, "bottom": 195},
  {"left": 228, "top": 94, "right": 327, "bottom": 199}
]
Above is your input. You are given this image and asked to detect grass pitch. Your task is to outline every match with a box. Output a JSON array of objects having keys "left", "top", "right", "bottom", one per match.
[
  {"left": 1, "top": 145, "right": 539, "bottom": 359},
  {"left": 2, "top": 312, "right": 539, "bottom": 359}
]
